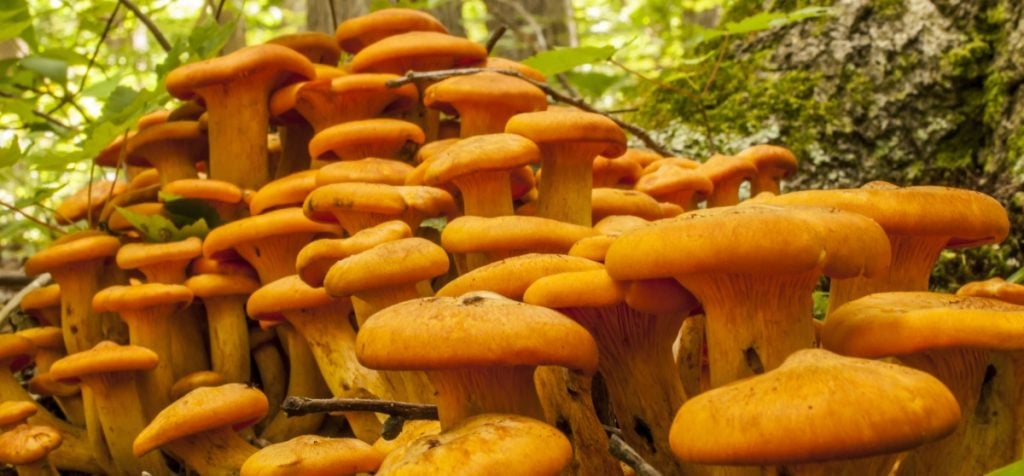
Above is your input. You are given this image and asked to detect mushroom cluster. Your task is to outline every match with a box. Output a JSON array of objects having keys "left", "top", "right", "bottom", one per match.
[{"left": 4, "top": 7, "right": 1022, "bottom": 476}]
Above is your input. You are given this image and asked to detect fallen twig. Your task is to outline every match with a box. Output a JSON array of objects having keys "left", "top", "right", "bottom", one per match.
[
  {"left": 0, "top": 273, "right": 52, "bottom": 329},
  {"left": 609, "top": 433, "right": 663, "bottom": 476},
  {"left": 281, "top": 396, "right": 439, "bottom": 420}
]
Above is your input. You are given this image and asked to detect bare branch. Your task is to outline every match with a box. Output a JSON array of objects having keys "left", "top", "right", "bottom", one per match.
[
  {"left": 118, "top": 0, "right": 172, "bottom": 52},
  {"left": 609, "top": 434, "right": 663, "bottom": 476},
  {"left": 281, "top": 397, "right": 439, "bottom": 420},
  {"left": 0, "top": 200, "right": 65, "bottom": 235},
  {"left": 387, "top": 68, "right": 675, "bottom": 156},
  {"left": 0, "top": 273, "right": 52, "bottom": 330},
  {"left": 485, "top": 25, "right": 508, "bottom": 54}
]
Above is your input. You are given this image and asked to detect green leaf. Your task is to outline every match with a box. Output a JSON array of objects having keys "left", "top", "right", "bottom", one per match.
[
  {"left": 988, "top": 459, "right": 1024, "bottom": 476},
  {"left": 811, "top": 291, "right": 829, "bottom": 321},
  {"left": 113, "top": 206, "right": 210, "bottom": 243},
  {"left": 564, "top": 71, "right": 620, "bottom": 98},
  {"left": 0, "top": 7, "right": 31, "bottom": 43},
  {"left": 1007, "top": 268, "right": 1024, "bottom": 284},
  {"left": 161, "top": 196, "right": 222, "bottom": 228},
  {"left": 0, "top": 141, "right": 21, "bottom": 168},
  {"left": 0, "top": 97, "right": 41, "bottom": 125},
  {"left": 80, "top": 76, "right": 122, "bottom": 99},
  {"left": 420, "top": 216, "right": 447, "bottom": 233},
  {"left": 20, "top": 55, "right": 68, "bottom": 84},
  {"left": 522, "top": 45, "right": 618, "bottom": 77}
]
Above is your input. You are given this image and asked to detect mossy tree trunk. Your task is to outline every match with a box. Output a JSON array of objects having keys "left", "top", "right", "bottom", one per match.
[{"left": 648, "top": 0, "right": 1024, "bottom": 289}]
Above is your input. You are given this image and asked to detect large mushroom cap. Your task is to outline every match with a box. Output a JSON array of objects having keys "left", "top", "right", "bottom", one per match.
[
  {"left": 0, "top": 424, "right": 62, "bottom": 465},
  {"left": 267, "top": 32, "right": 342, "bottom": 65},
  {"left": 49, "top": 341, "right": 158, "bottom": 381},
  {"left": 133, "top": 383, "right": 269, "bottom": 456},
  {"left": 241, "top": 435, "right": 384, "bottom": 475},
  {"left": 20, "top": 284, "right": 60, "bottom": 314},
  {"left": 202, "top": 207, "right": 340, "bottom": 260},
  {"left": 24, "top": 230, "right": 121, "bottom": 277},
  {"left": 822, "top": 292, "right": 1024, "bottom": 358},
  {"left": 323, "top": 237, "right": 449, "bottom": 297},
  {"left": 423, "top": 72, "right": 548, "bottom": 117},
  {"left": 123, "top": 121, "right": 207, "bottom": 167},
  {"left": 248, "top": 170, "right": 320, "bottom": 215},
  {"left": 349, "top": 31, "right": 486, "bottom": 74},
  {"left": 605, "top": 204, "right": 891, "bottom": 280},
  {"left": 424, "top": 133, "right": 540, "bottom": 186},
  {"left": 308, "top": 118, "right": 424, "bottom": 161},
  {"left": 55, "top": 180, "right": 127, "bottom": 224},
  {"left": 92, "top": 283, "right": 194, "bottom": 313},
  {"left": 247, "top": 275, "right": 337, "bottom": 320},
  {"left": 441, "top": 215, "right": 598, "bottom": 255},
  {"left": 0, "top": 402, "right": 37, "bottom": 427},
  {"left": 377, "top": 413, "right": 572, "bottom": 476},
  {"left": 437, "top": 253, "right": 602, "bottom": 299},
  {"left": 295, "top": 220, "right": 412, "bottom": 287},
  {"left": 505, "top": 108, "right": 627, "bottom": 158},
  {"left": 316, "top": 158, "right": 414, "bottom": 187},
  {"left": 356, "top": 292, "right": 598, "bottom": 372},
  {"left": 335, "top": 8, "right": 448, "bottom": 54},
  {"left": 670, "top": 349, "right": 961, "bottom": 465},
  {"left": 762, "top": 185, "right": 1010, "bottom": 248},
  {"left": 166, "top": 44, "right": 315, "bottom": 101},
  {"left": 0, "top": 334, "right": 35, "bottom": 371},
  {"left": 116, "top": 236, "right": 203, "bottom": 271},
  {"left": 957, "top": 278, "right": 1024, "bottom": 305}
]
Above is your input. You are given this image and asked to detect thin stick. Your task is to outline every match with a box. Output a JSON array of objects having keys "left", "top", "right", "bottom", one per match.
[
  {"left": 0, "top": 201, "right": 65, "bottom": 235},
  {"left": 0, "top": 273, "right": 52, "bottom": 329},
  {"left": 387, "top": 68, "right": 674, "bottom": 156},
  {"left": 485, "top": 25, "right": 507, "bottom": 54},
  {"left": 281, "top": 397, "right": 439, "bottom": 420},
  {"left": 118, "top": 0, "right": 172, "bottom": 52},
  {"left": 47, "top": 2, "right": 120, "bottom": 116},
  {"left": 609, "top": 434, "right": 663, "bottom": 476}
]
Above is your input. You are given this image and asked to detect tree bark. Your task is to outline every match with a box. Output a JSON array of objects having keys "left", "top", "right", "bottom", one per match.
[{"left": 483, "top": 0, "right": 569, "bottom": 59}]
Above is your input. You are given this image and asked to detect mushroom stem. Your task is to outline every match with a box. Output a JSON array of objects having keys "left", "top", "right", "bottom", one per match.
[
  {"left": 121, "top": 306, "right": 176, "bottom": 417},
  {"left": 259, "top": 323, "right": 328, "bottom": 442},
  {"left": 54, "top": 260, "right": 112, "bottom": 355},
  {"left": 12, "top": 457, "right": 58, "bottom": 476},
  {"left": 86, "top": 373, "right": 170, "bottom": 475},
  {"left": 202, "top": 82, "right": 271, "bottom": 189},
  {"left": 568, "top": 306, "right": 689, "bottom": 474},
  {"left": 144, "top": 152, "right": 199, "bottom": 185},
  {"left": 896, "top": 349, "right": 994, "bottom": 475},
  {"left": 78, "top": 387, "right": 115, "bottom": 474},
  {"left": 455, "top": 171, "right": 515, "bottom": 217},
  {"left": 458, "top": 106, "right": 517, "bottom": 138},
  {"left": 535, "top": 366, "right": 621, "bottom": 476},
  {"left": 275, "top": 123, "right": 315, "bottom": 179},
  {"left": 203, "top": 298, "right": 251, "bottom": 384},
  {"left": 780, "top": 454, "right": 903, "bottom": 476},
  {"left": 164, "top": 427, "right": 257, "bottom": 476},
  {"left": 681, "top": 274, "right": 817, "bottom": 388},
  {"left": 535, "top": 144, "right": 596, "bottom": 227},
  {"left": 250, "top": 331, "right": 287, "bottom": 429},
  {"left": 828, "top": 236, "right": 947, "bottom": 314},
  {"left": 428, "top": 367, "right": 544, "bottom": 430}
]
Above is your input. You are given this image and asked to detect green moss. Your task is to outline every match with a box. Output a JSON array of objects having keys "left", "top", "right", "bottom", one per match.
[
  {"left": 942, "top": 39, "right": 992, "bottom": 79},
  {"left": 870, "top": 0, "right": 905, "bottom": 18}
]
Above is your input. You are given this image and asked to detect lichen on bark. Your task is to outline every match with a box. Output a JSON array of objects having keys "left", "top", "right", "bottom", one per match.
[{"left": 638, "top": 0, "right": 1024, "bottom": 290}]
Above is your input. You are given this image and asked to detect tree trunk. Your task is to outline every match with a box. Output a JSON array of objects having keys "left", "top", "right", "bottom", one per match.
[
  {"left": 483, "top": 0, "right": 569, "bottom": 59},
  {"left": 307, "top": 0, "right": 368, "bottom": 34},
  {"left": 651, "top": 0, "right": 1024, "bottom": 289}
]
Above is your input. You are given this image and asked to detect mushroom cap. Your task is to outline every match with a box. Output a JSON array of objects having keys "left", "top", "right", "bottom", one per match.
[
  {"left": 190, "top": 257, "right": 259, "bottom": 278},
  {"left": 957, "top": 278, "right": 1024, "bottom": 305},
  {"left": 123, "top": 121, "right": 207, "bottom": 167},
  {"left": 92, "top": 283, "right": 194, "bottom": 313},
  {"left": 437, "top": 253, "right": 602, "bottom": 299},
  {"left": 316, "top": 158, "right": 414, "bottom": 187},
  {"left": 308, "top": 118, "right": 424, "bottom": 161},
  {"left": 413, "top": 138, "right": 459, "bottom": 164},
  {"left": 670, "top": 349, "right": 961, "bottom": 465},
  {"left": 505, "top": 108, "right": 627, "bottom": 158},
  {"left": 55, "top": 180, "right": 127, "bottom": 224},
  {"left": 524, "top": 268, "right": 626, "bottom": 309},
  {"left": 304, "top": 182, "right": 408, "bottom": 223},
  {"left": 635, "top": 165, "right": 714, "bottom": 200},
  {"left": 423, "top": 72, "right": 548, "bottom": 117},
  {"left": 241, "top": 435, "right": 384, "bottom": 475},
  {"left": 0, "top": 424, "right": 63, "bottom": 465},
  {"left": 20, "top": 284, "right": 60, "bottom": 314},
  {"left": 323, "top": 237, "right": 449, "bottom": 297},
  {"left": 377, "top": 413, "right": 572, "bottom": 476},
  {"left": 126, "top": 168, "right": 163, "bottom": 192},
  {"left": 24, "top": 231, "right": 121, "bottom": 277},
  {"left": 625, "top": 278, "right": 701, "bottom": 315},
  {"left": 16, "top": 327, "right": 65, "bottom": 352},
  {"left": 358, "top": 292, "right": 598, "bottom": 372},
  {"left": 269, "top": 65, "right": 348, "bottom": 122},
  {"left": 0, "top": 335, "right": 36, "bottom": 371},
  {"left": 349, "top": 31, "right": 486, "bottom": 74},
  {"left": 170, "top": 371, "right": 226, "bottom": 401},
  {"left": 822, "top": 292, "right": 1024, "bottom": 358},
  {"left": 49, "top": 341, "right": 158, "bottom": 381},
  {"left": 166, "top": 44, "right": 315, "bottom": 101},
  {"left": 335, "top": 8, "right": 448, "bottom": 54},
  {"left": 0, "top": 402, "right": 37, "bottom": 427},
  {"left": 133, "top": 383, "right": 269, "bottom": 456},
  {"left": 761, "top": 185, "right": 1010, "bottom": 248},
  {"left": 592, "top": 154, "right": 642, "bottom": 187},
  {"left": 162, "top": 178, "right": 243, "bottom": 205},
  {"left": 249, "top": 170, "right": 320, "bottom": 215},
  {"left": 116, "top": 236, "right": 203, "bottom": 271},
  {"left": 247, "top": 275, "right": 339, "bottom": 320},
  {"left": 185, "top": 272, "right": 262, "bottom": 299},
  {"left": 296, "top": 220, "right": 412, "bottom": 287},
  {"left": 590, "top": 188, "right": 663, "bottom": 222},
  {"left": 294, "top": 73, "right": 419, "bottom": 126},
  {"left": 605, "top": 204, "right": 891, "bottom": 280},
  {"left": 202, "top": 207, "right": 340, "bottom": 259},
  {"left": 736, "top": 144, "right": 797, "bottom": 177},
  {"left": 267, "top": 32, "right": 342, "bottom": 65},
  {"left": 137, "top": 109, "right": 170, "bottom": 130},
  {"left": 592, "top": 214, "right": 652, "bottom": 236},
  {"left": 642, "top": 157, "right": 701, "bottom": 174},
  {"left": 441, "top": 215, "right": 598, "bottom": 254},
  {"left": 622, "top": 148, "right": 664, "bottom": 168},
  {"left": 568, "top": 235, "right": 616, "bottom": 262},
  {"left": 425, "top": 133, "right": 540, "bottom": 186},
  {"left": 167, "top": 100, "right": 206, "bottom": 122},
  {"left": 93, "top": 133, "right": 134, "bottom": 168},
  {"left": 28, "top": 372, "right": 80, "bottom": 398},
  {"left": 698, "top": 154, "right": 757, "bottom": 185}
]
